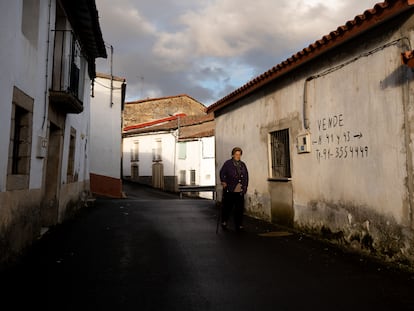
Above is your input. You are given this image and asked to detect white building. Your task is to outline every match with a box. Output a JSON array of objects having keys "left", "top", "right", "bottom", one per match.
[
  {"left": 123, "top": 113, "right": 215, "bottom": 197},
  {"left": 177, "top": 115, "right": 215, "bottom": 199},
  {"left": 208, "top": 1, "right": 414, "bottom": 264},
  {"left": 0, "top": 0, "right": 106, "bottom": 265},
  {"left": 90, "top": 73, "right": 126, "bottom": 198},
  {"left": 123, "top": 124, "right": 177, "bottom": 190}
]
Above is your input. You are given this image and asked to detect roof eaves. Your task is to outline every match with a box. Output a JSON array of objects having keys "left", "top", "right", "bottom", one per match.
[
  {"left": 123, "top": 114, "right": 185, "bottom": 132},
  {"left": 61, "top": 0, "right": 107, "bottom": 59},
  {"left": 96, "top": 72, "right": 126, "bottom": 82},
  {"left": 207, "top": 0, "right": 414, "bottom": 114},
  {"left": 126, "top": 94, "right": 204, "bottom": 107}
]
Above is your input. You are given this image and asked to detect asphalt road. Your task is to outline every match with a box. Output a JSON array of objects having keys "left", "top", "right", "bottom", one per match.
[{"left": 1, "top": 182, "right": 414, "bottom": 310}]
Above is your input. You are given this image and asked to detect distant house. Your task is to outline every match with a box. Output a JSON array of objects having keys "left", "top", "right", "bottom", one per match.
[
  {"left": 122, "top": 95, "right": 215, "bottom": 196},
  {"left": 0, "top": 0, "right": 106, "bottom": 265},
  {"left": 208, "top": 0, "right": 414, "bottom": 263},
  {"left": 177, "top": 115, "right": 215, "bottom": 199},
  {"left": 90, "top": 73, "right": 126, "bottom": 198}
]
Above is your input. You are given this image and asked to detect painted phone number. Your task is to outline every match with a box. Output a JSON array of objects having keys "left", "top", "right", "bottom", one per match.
[{"left": 316, "top": 146, "right": 369, "bottom": 162}]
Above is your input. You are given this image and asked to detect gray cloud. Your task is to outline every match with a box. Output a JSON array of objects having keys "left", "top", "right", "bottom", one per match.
[{"left": 96, "top": 0, "right": 379, "bottom": 105}]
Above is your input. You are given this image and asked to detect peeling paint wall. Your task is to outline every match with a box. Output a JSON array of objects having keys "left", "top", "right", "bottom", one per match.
[
  {"left": 0, "top": 189, "right": 42, "bottom": 264},
  {"left": 215, "top": 12, "right": 414, "bottom": 264}
]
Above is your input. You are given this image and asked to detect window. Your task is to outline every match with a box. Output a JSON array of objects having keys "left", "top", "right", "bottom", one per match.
[
  {"left": 178, "top": 142, "right": 187, "bottom": 160},
  {"left": 190, "top": 170, "right": 196, "bottom": 186},
  {"left": 131, "top": 141, "right": 139, "bottom": 162},
  {"left": 67, "top": 128, "right": 76, "bottom": 182},
  {"left": 153, "top": 139, "right": 162, "bottom": 162},
  {"left": 269, "top": 129, "right": 291, "bottom": 178},
  {"left": 21, "top": 0, "right": 40, "bottom": 46},
  {"left": 7, "top": 87, "right": 34, "bottom": 190}
]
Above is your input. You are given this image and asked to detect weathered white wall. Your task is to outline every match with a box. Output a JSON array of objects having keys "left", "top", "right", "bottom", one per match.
[
  {"left": 0, "top": 0, "right": 57, "bottom": 191},
  {"left": 215, "top": 14, "right": 414, "bottom": 261},
  {"left": 123, "top": 132, "right": 176, "bottom": 177},
  {"left": 199, "top": 137, "right": 216, "bottom": 187},
  {"left": 0, "top": 0, "right": 99, "bottom": 264},
  {"left": 90, "top": 76, "right": 123, "bottom": 179},
  {"left": 176, "top": 137, "right": 215, "bottom": 199}
]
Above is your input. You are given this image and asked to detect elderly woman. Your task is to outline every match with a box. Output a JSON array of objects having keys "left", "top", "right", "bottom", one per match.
[{"left": 220, "top": 147, "right": 249, "bottom": 231}]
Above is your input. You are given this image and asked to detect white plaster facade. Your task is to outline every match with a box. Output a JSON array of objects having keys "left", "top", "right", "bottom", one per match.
[
  {"left": 0, "top": 0, "right": 106, "bottom": 264},
  {"left": 176, "top": 136, "right": 216, "bottom": 199},
  {"left": 210, "top": 4, "right": 414, "bottom": 263},
  {"left": 123, "top": 131, "right": 215, "bottom": 198},
  {"left": 89, "top": 74, "right": 126, "bottom": 197},
  {"left": 123, "top": 131, "right": 176, "bottom": 189}
]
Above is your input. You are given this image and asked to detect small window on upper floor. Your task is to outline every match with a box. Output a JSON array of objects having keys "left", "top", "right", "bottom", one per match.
[
  {"left": 152, "top": 139, "right": 162, "bottom": 162},
  {"left": 178, "top": 142, "right": 187, "bottom": 160},
  {"left": 21, "top": 0, "right": 40, "bottom": 47},
  {"left": 131, "top": 141, "right": 139, "bottom": 162}
]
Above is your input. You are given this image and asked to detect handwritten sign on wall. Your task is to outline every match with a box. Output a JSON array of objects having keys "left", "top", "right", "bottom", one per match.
[{"left": 313, "top": 114, "right": 368, "bottom": 163}]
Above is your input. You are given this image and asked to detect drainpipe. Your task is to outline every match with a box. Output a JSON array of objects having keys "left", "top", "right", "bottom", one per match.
[
  {"left": 42, "top": 0, "right": 53, "bottom": 130},
  {"left": 110, "top": 45, "right": 114, "bottom": 107},
  {"left": 303, "top": 76, "right": 314, "bottom": 130},
  {"left": 400, "top": 38, "right": 414, "bottom": 228}
]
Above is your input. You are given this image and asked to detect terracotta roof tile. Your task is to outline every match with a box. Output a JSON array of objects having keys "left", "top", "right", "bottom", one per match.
[
  {"left": 207, "top": 0, "right": 414, "bottom": 113},
  {"left": 96, "top": 72, "right": 126, "bottom": 82},
  {"left": 126, "top": 94, "right": 204, "bottom": 107},
  {"left": 123, "top": 113, "right": 214, "bottom": 134}
]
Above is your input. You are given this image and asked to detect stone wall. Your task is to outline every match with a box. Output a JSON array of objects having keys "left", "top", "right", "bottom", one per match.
[{"left": 123, "top": 95, "right": 206, "bottom": 128}]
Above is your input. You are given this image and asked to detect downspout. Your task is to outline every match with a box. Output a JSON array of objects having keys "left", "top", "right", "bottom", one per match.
[
  {"left": 120, "top": 82, "right": 126, "bottom": 181},
  {"left": 110, "top": 45, "right": 114, "bottom": 107},
  {"left": 400, "top": 37, "right": 414, "bottom": 228},
  {"left": 42, "top": 0, "right": 53, "bottom": 130},
  {"left": 303, "top": 76, "right": 314, "bottom": 130}
]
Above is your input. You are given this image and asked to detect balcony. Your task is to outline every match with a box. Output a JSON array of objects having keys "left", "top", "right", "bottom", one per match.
[{"left": 50, "top": 30, "right": 85, "bottom": 114}]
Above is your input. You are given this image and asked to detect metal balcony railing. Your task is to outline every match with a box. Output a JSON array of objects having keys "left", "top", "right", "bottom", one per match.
[{"left": 50, "top": 30, "right": 84, "bottom": 113}]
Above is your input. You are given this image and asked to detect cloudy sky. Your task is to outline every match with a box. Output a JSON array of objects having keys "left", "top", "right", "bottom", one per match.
[{"left": 95, "top": 0, "right": 380, "bottom": 105}]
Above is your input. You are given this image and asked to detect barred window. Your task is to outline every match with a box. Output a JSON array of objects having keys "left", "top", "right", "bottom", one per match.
[
  {"left": 270, "top": 129, "right": 291, "bottom": 178},
  {"left": 190, "top": 169, "right": 196, "bottom": 186},
  {"left": 7, "top": 87, "right": 33, "bottom": 190}
]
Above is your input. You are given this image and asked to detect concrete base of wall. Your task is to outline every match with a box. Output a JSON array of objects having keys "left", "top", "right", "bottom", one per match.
[
  {"left": 58, "top": 180, "right": 90, "bottom": 223},
  {"left": 0, "top": 188, "right": 42, "bottom": 266},
  {"left": 90, "top": 173, "right": 123, "bottom": 198},
  {"left": 0, "top": 180, "right": 91, "bottom": 268},
  {"left": 164, "top": 176, "right": 177, "bottom": 192},
  {"left": 294, "top": 201, "right": 414, "bottom": 266}
]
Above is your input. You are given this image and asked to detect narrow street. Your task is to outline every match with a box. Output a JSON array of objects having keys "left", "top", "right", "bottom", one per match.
[{"left": 1, "top": 182, "right": 414, "bottom": 311}]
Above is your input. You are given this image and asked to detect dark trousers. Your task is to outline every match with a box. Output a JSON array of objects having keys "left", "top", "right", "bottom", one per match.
[{"left": 222, "top": 191, "right": 245, "bottom": 228}]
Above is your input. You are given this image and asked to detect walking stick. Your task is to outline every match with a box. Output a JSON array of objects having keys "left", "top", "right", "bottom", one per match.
[
  {"left": 216, "top": 201, "right": 221, "bottom": 234},
  {"left": 216, "top": 188, "right": 226, "bottom": 234}
]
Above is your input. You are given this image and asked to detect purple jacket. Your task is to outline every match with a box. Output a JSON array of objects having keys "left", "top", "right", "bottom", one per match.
[{"left": 220, "top": 159, "right": 249, "bottom": 194}]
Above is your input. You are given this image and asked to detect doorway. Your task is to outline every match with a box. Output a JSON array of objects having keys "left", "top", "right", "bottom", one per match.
[{"left": 41, "top": 123, "right": 63, "bottom": 226}]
